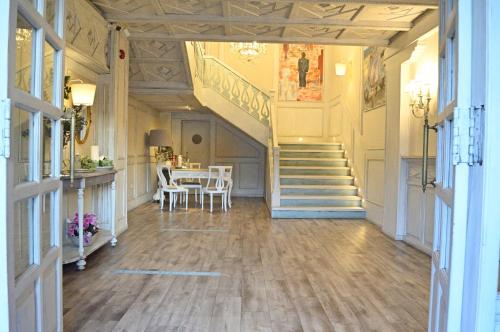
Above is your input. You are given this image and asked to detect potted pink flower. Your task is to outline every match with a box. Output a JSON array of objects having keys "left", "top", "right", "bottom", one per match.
[{"left": 66, "top": 213, "right": 99, "bottom": 247}]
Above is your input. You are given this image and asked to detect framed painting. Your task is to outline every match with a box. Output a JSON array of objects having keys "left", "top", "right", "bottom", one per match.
[
  {"left": 278, "top": 44, "right": 324, "bottom": 102},
  {"left": 363, "top": 47, "right": 386, "bottom": 111}
]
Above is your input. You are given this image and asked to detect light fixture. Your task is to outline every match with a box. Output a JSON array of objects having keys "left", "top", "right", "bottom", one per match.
[
  {"left": 230, "top": 41, "right": 266, "bottom": 62},
  {"left": 335, "top": 63, "right": 347, "bottom": 76},
  {"left": 149, "top": 129, "right": 173, "bottom": 163},
  {"left": 16, "top": 29, "right": 31, "bottom": 42},
  {"left": 71, "top": 82, "right": 96, "bottom": 106},
  {"left": 405, "top": 79, "right": 437, "bottom": 193},
  {"left": 406, "top": 80, "right": 431, "bottom": 118},
  {"left": 64, "top": 80, "right": 97, "bottom": 183}
]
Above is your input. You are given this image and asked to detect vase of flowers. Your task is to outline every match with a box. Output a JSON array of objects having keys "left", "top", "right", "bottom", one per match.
[{"left": 66, "top": 213, "right": 99, "bottom": 247}]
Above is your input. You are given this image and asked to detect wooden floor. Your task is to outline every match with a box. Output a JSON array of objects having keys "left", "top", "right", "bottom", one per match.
[{"left": 63, "top": 198, "right": 431, "bottom": 332}]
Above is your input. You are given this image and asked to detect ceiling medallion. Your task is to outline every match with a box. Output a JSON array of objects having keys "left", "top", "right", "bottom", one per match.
[{"left": 230, "top": 41, "right": 266, "bottom": 62}]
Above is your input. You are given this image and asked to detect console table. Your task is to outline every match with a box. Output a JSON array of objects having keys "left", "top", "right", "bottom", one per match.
[{"left": 61, "top": 170, "right": 117, "bottom": 270}]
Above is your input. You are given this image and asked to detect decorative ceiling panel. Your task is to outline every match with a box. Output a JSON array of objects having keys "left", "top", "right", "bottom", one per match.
[{"left": 90, "top": 0, "right": 437, "bottom": 111}]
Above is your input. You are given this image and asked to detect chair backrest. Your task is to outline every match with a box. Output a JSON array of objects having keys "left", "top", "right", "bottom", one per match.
[
  {"left": 156, "top": 165, "right": 175, "bottom": 188},
  {"left": 207, "top": 166, "right": 232, "bottom": 190}
]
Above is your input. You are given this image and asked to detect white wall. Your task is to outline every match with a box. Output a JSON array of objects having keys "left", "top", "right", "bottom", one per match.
[
  {"left": 328, "top": 45, "right": 386, "bottom": 225},
  {"left": 127, "top": 97, "right": 162, "bottom": 210},
  {"left": 170, "top": 112, "right": 266, "bottom": 197}
]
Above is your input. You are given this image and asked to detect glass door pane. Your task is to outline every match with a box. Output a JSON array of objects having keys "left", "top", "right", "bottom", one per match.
[
  {"left": 15, "top": 13, "right": 35, "bottom": 94},
  {"left": 13, "top": 107, "right": 35, "bottom": 185},
  {"left": 14, "top": 197, "right": 35, "bottom": 280}
]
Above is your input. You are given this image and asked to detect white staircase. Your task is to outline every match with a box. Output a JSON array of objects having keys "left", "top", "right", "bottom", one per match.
[{"left": 272, "top": 143, "right": 366, "bottom": 219}]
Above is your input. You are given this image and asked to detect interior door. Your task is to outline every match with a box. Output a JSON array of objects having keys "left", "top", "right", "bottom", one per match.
[
  {"left": 0, "top": 0, "right": 65, "bottom": 331},
  {"left": 428, "top": 0, "right": 473, "bottom": 330},
  {"left": 181, "top": 120, "right": 211, "bottom": 167}
]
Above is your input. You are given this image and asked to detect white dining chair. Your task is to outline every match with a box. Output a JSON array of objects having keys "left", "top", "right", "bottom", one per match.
[
  {"left": 156, "top": 165, "right": 188, "bottom": 211},
  {"left": 179, "top": 162, "right": 203, "bottom": 204},
  {"left": 201, "top": 166, "right": 233, "bottom": 212}
]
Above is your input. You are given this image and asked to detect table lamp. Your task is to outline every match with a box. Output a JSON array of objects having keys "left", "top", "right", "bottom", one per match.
[{"left": 149, "top": 129, "right": 172, "bottom": 163}]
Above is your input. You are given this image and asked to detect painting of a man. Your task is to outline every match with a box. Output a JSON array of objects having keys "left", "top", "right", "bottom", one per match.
[
  {"left": 298, "top": 52, "right": 309, "bottom": 88},
  {"left": 279, "top": 44, "right": 323, "bottom": 101}
]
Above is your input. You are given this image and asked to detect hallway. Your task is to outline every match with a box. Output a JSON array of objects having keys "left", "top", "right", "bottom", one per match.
[{"left": 63, "top": 198, "right": 430, "bottom": 332}]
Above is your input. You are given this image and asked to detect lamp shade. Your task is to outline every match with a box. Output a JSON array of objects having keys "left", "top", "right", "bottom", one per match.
[
  {"left": 71, "top": 83, "right": 96, "bottom": 106},
  {"left": 335, "top": 63, "right": 347, "bottom": 76},
  {"left": 149, "top": 129, "right": 171, "bottom": 147}
]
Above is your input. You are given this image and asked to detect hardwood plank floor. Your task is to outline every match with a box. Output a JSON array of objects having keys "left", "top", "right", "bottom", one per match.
[{"left": 63, "top": 198, "right": 430, "bottom": 332}]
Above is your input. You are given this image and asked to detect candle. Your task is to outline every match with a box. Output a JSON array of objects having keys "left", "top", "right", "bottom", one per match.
[{"left": 90, "top": 145, "right": 99, "bottom": 161}]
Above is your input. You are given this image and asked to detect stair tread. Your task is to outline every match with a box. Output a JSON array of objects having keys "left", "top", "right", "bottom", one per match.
[
  {"left": 281, "top": 185, "right": 357, "bottom": 189},
  {"left": 281, "top": 175, "right": 353, "bottom": 179},
  {"left": 273, "top": 206, "right": 365, "bottom": 211},
  {"left": 281, "top": 195, "right": 362, "bottom": 200}
]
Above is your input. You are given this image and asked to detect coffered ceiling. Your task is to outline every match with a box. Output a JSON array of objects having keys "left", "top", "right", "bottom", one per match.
[{"left": 90, "top": 0, "right": 438, "bottom": 112}]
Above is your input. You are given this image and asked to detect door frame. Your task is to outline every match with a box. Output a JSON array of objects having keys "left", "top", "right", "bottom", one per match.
[{"left": 0, "top": 0, "right": 65, "bottom": 330}]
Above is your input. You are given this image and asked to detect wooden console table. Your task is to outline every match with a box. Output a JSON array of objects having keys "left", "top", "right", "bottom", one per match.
[{"left": 61, "top": 170, "right": 117, "bottom": 270}]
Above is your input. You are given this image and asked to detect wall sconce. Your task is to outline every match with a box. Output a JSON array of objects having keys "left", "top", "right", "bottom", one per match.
[
  {"left": 406, "top": 80, "right": 431, "bottom": 118},
  {"left": 335, "top": 63, "right": 347, "bottom": 76},
  {"left": 63, "top": 80, "right": 96, "bottom": 183},
  {"left": 405, "top": 79, "right": 436, "bottom": 192}
]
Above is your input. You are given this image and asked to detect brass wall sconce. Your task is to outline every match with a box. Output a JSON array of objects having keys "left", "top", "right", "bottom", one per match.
[{"left": 406, "top": 80, "right": 437, "bottom": 192}]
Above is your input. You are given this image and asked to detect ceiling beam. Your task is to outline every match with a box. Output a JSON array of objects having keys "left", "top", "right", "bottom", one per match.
[
  {"left": 106, "top": 13, "right": 413, "bottom": 31},
  {"left": 128, "top": 32, "right": 389, "bottom": 47}
]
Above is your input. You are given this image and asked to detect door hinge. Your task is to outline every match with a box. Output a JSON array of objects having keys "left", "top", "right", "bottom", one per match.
[
  {"left": 452, "top": 105, "right": 484, "bottom": 166},
  {"left": 0, "top": 98, "right": 11, "bottom": 158}
]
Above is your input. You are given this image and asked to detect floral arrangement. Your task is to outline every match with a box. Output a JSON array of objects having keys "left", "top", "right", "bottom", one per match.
[{"left": 66, "top": 213, "right": 99, "bottom": 246}]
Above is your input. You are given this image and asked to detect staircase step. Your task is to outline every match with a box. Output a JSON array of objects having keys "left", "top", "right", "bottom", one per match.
[
  {"left": 279, "top": 143, "right": 342, "bottom": 151},
  {"left": 280, "top": 166, "right": 350, "bottom": 176},
  {"left": 280, "top": 195, "right": 362, "bottom": 207},
  {"left": 280, "top": 175, "right": 354, "bottom": 186},
  {"left": 272, "top": 206, "right": 366, "bottom": 219},
  {"left": 280, "top": 158, "right": 348, "bottom": 167},
  {"left": 281, "top": 185, "right": 358, "bottom": 196},
  {"left": 280, "top": 149, "right": 345, "bottom": 158}
]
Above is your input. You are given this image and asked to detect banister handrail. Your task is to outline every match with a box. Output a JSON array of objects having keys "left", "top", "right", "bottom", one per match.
[{"left": 193, "top": 41, "right": 270, "bottom": 126}]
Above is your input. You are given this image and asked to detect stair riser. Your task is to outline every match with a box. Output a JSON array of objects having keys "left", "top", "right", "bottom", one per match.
[
  {"left": 280, "top": 160, "right": 347, "bottom": 167},
  {"left": 280, "top": 199, "right": 362, "bottom": 207},
  {"left": 281, "top": 188, "right": 358, "bottom": 196},
  {"left": 279, "top": 144, "right": 342, "bottom": 151},
  {"left": 281, "top": 151, "right": 345, "bottom": 158},
  {"left": 272, "top": 210, "right": 366, "bottom": 219},
  {"left": 281, "top": 178, "right": 354, "bottom": 186},
  {"left": 280, "top": 168, "right": 351, "bottom": 176}
]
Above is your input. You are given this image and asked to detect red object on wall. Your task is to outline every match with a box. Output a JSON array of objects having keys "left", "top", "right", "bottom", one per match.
[{"left": 119, "top": 49, "right": 126, "bottom": 59}]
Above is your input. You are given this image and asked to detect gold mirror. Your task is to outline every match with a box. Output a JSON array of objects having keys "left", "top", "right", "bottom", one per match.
[{"left": 75, "top": 106, "right": 92, "bottom": 145}]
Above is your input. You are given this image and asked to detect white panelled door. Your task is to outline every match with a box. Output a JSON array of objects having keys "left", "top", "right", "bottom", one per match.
[
  {"left": 428, "top": 0, "right": 474, "bottom": 331},
  {"left": 0, "top": 0, "right": 65, "bottom": 331}
]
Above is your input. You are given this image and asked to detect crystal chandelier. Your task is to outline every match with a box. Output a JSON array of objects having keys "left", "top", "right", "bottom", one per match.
[
  {"left": 16, "top": 29, "right": 31, "bottom": 42},
  {"left": 230, "top": 41, "right": 266, "bottom": 62}
]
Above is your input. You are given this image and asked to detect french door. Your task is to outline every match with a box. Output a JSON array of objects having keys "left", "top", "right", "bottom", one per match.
[
  {"left": 0, "top": 0, "right": 65, "bottom": 331},
  {"left": 428, "top": 0, "right": 473, "bottom": 330}
]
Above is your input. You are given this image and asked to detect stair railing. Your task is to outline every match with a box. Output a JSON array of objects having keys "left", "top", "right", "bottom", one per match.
[
  {"left": 192, "top": 42, "right": 280, "bottom": 209},
  {"left": 193, "top": 42, "right": 271, "bottom": 126}
]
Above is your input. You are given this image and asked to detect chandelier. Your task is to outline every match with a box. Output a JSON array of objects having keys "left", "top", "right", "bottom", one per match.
[{"left": 230, "top": 41, "right": 266, "bottom": 62}]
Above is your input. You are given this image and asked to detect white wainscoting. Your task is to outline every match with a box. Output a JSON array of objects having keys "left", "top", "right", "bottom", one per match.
[
  {"left": 127, "top": 98, "right": 161, "bottom": 210},
  {"left": 398, "top": 157, "right": 435, "bottom": 255},
  {"left": 171, "top": 112, "right": 265, "bottom": 197},
  {"left": 364, "top": 149, "right": 385, "bottom": 225},
  {"left": 277, "top": 102, "right": 330, "bottom": 143}
]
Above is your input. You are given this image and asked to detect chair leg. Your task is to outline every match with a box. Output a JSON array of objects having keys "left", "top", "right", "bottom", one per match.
[
  {"left": 169, "top": 192, "right": 173, "bottom": 212},
  {"left": 221, "top": 193, "right": 224, "bottom": 211},
  {"left": 201, "top": 191, "right": 204, "bottom": 210},
  {"left": 185, "top": 191, "right": 188, "bottom": 210},
  {"left": 160, "top": 191, "right": 164, "bottom": 210},
  {"left": 194, "top": 189, "right": 197, "bottom": 203},
  {"left": 210, "top": 194, "right": 213, "bottom": 212}
]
